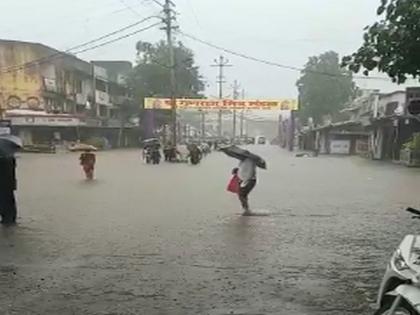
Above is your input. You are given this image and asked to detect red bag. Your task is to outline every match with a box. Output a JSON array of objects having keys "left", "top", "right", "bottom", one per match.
[{"left": 227, "top": 175, "right": 240, "bottom": 194}]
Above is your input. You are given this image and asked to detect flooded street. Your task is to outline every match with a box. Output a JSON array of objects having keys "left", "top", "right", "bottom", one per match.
[{"left": 2, "top": 146, "right": 420, "bottom": 315}]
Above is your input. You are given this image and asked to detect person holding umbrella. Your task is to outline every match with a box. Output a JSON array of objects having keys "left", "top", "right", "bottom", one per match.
[
  {"left": 0, "top": 135, "right": 22, "bottom": 225},
  {"left": 79, "top": 148, "right": 97, "bottom": 180},
  {"left": 238, "top": 158, "right": 257, "bottom": 215},
  {"left": 220, "top": 145, "right": 266, "bottom": 215}
]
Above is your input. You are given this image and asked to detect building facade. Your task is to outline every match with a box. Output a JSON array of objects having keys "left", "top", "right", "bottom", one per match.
[
  {"left": 299, "top": 87, "right": 420, "bottom": 160},
  {"left": 0, "top": 40, "right": 136, "bottom": 147}
]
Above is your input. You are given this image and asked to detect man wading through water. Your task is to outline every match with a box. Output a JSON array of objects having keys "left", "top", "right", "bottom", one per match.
[{"left": 238, "top": 157, "right": 257, "bottom": 215}]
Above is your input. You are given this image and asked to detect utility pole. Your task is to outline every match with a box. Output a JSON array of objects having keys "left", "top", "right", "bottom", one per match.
[
  {"left": 200, "top": 109, "right": 205, "bottom": 139},
  {"left": 211, "top": 55, "right": 232, "bottom": 139},
  {"left": 232, "top": 80, "right": 240, "bottom": 140},
  {"left": 240, "top": 89, "right": 245, "bottom": 137},
  {"left": 163, "top": 0, "right": 177, "bottom": 145}
]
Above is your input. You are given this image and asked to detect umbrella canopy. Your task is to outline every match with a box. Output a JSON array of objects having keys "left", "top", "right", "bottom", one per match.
[
  {"left": 143, "top": 138, "right": 159, "bottom": 144},
  {"left": 143, "top": 138, "right": 160, "bottom": 148},
  {"left": 220, "top": 145, "right": 267, "bottom": 169},
  {"left": 0, "top": 135, "right": 23, "bottom": 157},
  {"left": 68, "top": 143, "right": 97, "bottom": 152}
]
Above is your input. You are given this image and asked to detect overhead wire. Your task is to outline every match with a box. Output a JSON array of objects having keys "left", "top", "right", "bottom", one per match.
[
  {"left": 177, "top": 30, "right": 394, "bottom": 82},
  {"left": 72, "top": 22, "right": 162, "bottom": 55},
  {"left": 118, "top": 0, "right": 143, "bottom": 17},
  {"left": 148, "top": 0, "right": 164, "bottom": 7},
  {"left": 1, "top": 16, "right": 161, "bottom": 74},
  {"left": 185, "top": 0, "right": 202, "bottom": 31}
]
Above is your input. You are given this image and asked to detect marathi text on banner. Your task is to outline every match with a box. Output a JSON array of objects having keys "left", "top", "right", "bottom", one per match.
[{"left": 144, "top": 98, "right": 298, "bottom": 111}]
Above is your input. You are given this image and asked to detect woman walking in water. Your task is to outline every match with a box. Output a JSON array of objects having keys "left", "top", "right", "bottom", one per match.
[
  {"left": 221, "top": 145, "right": 265, "bottom": 215},
  {"left": 79, "top": 149, "right": 96, "bottom": 180},
  {"left": 237, "top": 157, "right": 257, "bottom": 215}
]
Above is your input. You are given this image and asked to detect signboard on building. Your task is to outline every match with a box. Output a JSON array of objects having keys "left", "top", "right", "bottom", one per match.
[
  {"left": 95, "top": 91, "right": 111, "bottom": 106},
  {"left": 144, "top": 98, "right": 298, "bottom": 111},
  {"left": 93, "top": 66, "right": 108, "bottom": 81},
  {"left": 330, "top": 140, "right": 351, "bottom": 155},
  {"left": 43, "top": 78, "right": 57, "bottom": 92},
  {"left": 0, "top": 120, "right": 11, "bottom": 135},
  {"left": 10, "top": 115, "right": 83, "bottom": 127}
]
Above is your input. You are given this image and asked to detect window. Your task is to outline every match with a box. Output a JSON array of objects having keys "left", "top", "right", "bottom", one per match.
[
  {"left": 95, "top": 79, "right": 107, "bottom": 92},
  {"left": 75, "top": 80, "right": 82, "bottom": 93}
]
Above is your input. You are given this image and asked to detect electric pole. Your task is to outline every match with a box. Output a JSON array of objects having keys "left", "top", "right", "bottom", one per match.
[
  {"left": 240, "top": 89, "right": 245, "bottom": 137},
  {"left": 211, "top": 55, "right": 232, "bottom": 139},
  {"left": 163, "top": 0, "right": 177, "bottom": 145},
  {"left": 200, "top": 109, "right": 205, "bottom": 139},
  {"left": 232, "top": 80, "right": 240, "bottom": 140}
]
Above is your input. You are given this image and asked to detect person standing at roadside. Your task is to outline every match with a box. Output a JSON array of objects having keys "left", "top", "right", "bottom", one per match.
[
  {"left": 0, "top": 155, "right": 17, "bottom": 225},
  {"left": 238, "top": 158, "right": 257, "bottom": 215}
]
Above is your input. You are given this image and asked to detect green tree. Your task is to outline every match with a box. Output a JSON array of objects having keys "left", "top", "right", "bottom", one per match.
[
  {"left": 128, "top": 40, "right": 205, "bottom": 129},
  {"left": 128, "top": 40, "right": 204, "bottom": 103},
  {"left": 297, "top": 51, "right": 357, "bottom": 125},
  {"left": 342, "top": 0, "right": 420, "bottom": 83}
]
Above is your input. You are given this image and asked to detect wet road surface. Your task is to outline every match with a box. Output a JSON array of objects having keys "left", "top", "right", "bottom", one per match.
[{"left": 2, "top": 146, "right": 420, "bottom": 315}]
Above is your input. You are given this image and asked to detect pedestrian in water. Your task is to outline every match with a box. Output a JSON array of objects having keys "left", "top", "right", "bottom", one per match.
[
  {"left": 79, "top": 149, "right": 96, "bottom": 180},
  {"left": 0, "top": 155, "right": 17, "bottom": 225},
  {"left": 151, "top": 146, "right": 161, "bottom": 164},
  {"left": 238, "top": 158, "right": 257, "bottom": 215},
  {"left": 188, "top": 144, "right": 202, "bottom": 165}
]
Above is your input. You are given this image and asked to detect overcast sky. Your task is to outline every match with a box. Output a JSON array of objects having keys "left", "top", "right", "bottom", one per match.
[{"left": 1, "top": 0, "right": 419, "bottom": 100}]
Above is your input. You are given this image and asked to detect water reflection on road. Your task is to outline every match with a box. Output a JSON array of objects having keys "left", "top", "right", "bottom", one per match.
[{"left": 1, "top": 146, "right": 420, "bottom": 314}]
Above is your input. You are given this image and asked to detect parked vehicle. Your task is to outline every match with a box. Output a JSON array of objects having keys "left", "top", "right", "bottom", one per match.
[
  {"left": 375, "top": 207, "right": 420, "bottom": 315},
  {"left": 256, "top": 136, "right": 266, "bottom": 145}
]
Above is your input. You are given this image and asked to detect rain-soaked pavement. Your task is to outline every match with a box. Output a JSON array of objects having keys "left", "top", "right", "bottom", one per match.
[{"left": 2, "top": 146, "right": 420, "bottom": 315}]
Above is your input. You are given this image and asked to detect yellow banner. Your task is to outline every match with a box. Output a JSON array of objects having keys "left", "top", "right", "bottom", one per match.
[{"left": 144, "top": 98, "right": 298, "bottom": 110}]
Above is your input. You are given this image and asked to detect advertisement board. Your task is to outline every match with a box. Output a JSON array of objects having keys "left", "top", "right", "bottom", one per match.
[
  {"left": 10, "top": 116, "right": 82, "bottom": 127},
  {"left": 330, "top": 140, "right": 351, "bottom": 155},
  {"left": 0, "top": 120, "right": 11, "bottom": 135},
  {"left": 144, "top": 98, "right": 298, "bottom": 111}
]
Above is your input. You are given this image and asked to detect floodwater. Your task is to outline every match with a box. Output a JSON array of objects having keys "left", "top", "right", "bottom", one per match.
[{"left": 1, "top": 146, "right": 420, "bottom": 315}]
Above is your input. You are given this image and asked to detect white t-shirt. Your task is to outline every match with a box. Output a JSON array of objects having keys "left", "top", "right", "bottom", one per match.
[{"left": 238, "top": 158, "right": 256, "bottom": 186}]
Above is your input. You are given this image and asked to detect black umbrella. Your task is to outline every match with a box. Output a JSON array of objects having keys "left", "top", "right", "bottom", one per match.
[
  {"left": 0, "top": 135, "right": 23, "bottom": 157},
  {"left": 143, "top": 138, "right": 160, "bottom": 148},
  {"left": 220, "top": 145, "right": 267, "bottom": 169},
  {"left": 143, "top": 138, "right": 159, "bottom": 143}
]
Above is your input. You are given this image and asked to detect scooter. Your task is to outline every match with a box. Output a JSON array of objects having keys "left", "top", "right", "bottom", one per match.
[{"left": 375, "top": 208, "right": 420, "bottom": 315}]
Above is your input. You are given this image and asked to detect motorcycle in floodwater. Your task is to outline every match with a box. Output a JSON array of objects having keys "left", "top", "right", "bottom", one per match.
[{"left": 375, "top": 208, "right": 420, "bottom": 315}]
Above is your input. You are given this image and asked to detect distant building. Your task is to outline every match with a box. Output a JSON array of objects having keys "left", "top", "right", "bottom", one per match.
[
  {"left": 0, "top": 40, "right": 136, "bottom": 146},
  {"left": 299, "top": 87, "right": 420, "bottom": 160},
  {"left": 91, "top": 60, "right": 133, "bottom": 127}
]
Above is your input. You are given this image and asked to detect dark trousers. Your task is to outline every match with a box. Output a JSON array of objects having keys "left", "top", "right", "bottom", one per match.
[
  {"left": 238, "top": 179, "right": 256, "bottom": 211},
  {"left": 0, "top": 190, "right": 17, "bottom": 223}
]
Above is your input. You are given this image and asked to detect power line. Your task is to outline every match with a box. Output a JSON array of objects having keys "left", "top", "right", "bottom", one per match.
[
  {"left": 140, "top": 0, "right": 164, "bottom": 7},
  {"left": 73, "top": 22, "right": 162, "bottom": 54},
  {"left": 150, "top": 0, "right": 165, "bottom": 7},
  {"left": 178, "top": 30, "right": 393, "bottom": 82},
  {"left": 118, "top": 0, "right": 144, "bottom": 17},
  {"left": 1, "top": 16, "right": 161, "bottom": 74},
  {"left": 185, "top": 0, "right": 202, "bottom": 31}
]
